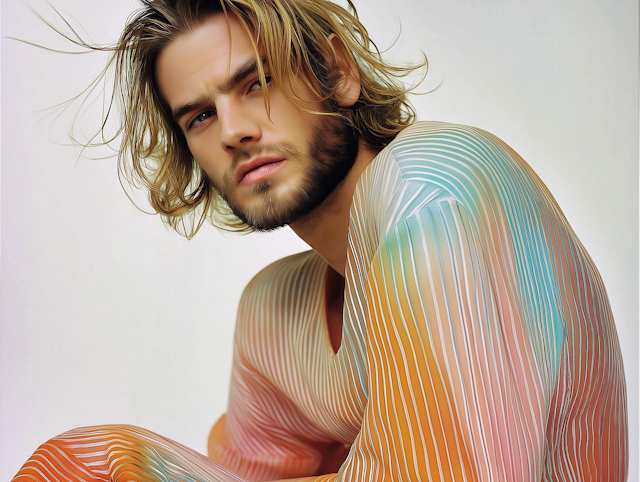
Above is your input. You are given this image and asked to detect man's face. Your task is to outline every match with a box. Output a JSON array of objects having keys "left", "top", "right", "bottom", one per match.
[{"left": 156, "top": 13, "right": 358, "bottom": 231}]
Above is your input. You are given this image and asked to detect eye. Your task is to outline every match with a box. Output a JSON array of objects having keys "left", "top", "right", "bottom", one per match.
[
  {"left": 188, "top": 110, "right": 215, "bottom": 130},
  {"left": 248, "top": 75, "right": 272, "bottom": 92}
]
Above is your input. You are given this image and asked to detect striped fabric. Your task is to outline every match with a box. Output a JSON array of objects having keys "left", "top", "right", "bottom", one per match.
[{"left": 14, "top": 122, "right": 627, "bottom": 482}]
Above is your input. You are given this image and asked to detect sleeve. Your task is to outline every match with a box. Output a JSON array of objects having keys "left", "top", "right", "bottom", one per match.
[
  {"left": 331, "top": 199, "right": 546, "bottom": 481},
  {"left": 210, "top": 346, "right": 346, "bottom": 481}
]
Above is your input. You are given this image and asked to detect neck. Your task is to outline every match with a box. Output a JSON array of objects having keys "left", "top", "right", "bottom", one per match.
[{"left": 290, "top": 140, "right": 380, "bottom": 277}]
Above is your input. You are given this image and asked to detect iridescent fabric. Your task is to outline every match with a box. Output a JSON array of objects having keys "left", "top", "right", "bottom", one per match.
[{"left": 14, "top": 122, "right": 627, "bottom": 482}]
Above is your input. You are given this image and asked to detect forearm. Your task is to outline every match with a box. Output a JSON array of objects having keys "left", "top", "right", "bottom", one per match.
[
  {"left": 209, "top": 414, "right": 349, "bottom": 482},
  {"left": 14, "top": 425, "right": 246, "bottom": 482}
]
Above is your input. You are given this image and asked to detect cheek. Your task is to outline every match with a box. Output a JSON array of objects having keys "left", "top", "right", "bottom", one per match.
[
  {"left": 188, "top": 133, "right": 225, "bottom": 180},
  {"left": 267, "top": 90, "right": 322, "bottom": 138},
  {"left": 270, "top": 110, "right": 319, "bottom": 148}
]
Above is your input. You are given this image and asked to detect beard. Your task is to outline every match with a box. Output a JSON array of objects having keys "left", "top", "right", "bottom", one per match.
[{"left": 217, "top": 113, "right": 359, "bottom": 231}]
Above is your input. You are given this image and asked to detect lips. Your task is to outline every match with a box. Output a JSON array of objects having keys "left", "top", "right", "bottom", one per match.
[{"left": 236, "top": 156, "right": 285, "bottom": 185}]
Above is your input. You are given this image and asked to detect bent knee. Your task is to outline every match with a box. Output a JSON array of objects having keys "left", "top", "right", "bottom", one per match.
[{"left": 16, "top": 425, "right": 157, "bottom": 481}]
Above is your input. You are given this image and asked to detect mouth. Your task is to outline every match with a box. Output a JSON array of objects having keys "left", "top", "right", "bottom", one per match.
[{"left": 236, "top": 156, "right": 286, "bottom": 186}]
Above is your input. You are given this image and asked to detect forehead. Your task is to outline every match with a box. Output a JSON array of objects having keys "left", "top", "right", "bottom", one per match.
[{"left": 156, "top": 13, "right": 257, "bottom": 109}]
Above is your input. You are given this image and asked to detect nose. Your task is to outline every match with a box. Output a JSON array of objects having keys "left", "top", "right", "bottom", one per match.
[{"left": 217, "top": 99, "right": 261, "bottom": 151}]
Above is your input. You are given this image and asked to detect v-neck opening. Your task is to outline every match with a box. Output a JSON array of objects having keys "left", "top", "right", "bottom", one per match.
[{"left": 322, "top": 264, "right": 345, "bottom": 356}]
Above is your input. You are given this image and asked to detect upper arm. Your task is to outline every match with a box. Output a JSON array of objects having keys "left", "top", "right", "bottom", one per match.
[{"left": 338, "top": 200, "right": 545, "bottom": 481}]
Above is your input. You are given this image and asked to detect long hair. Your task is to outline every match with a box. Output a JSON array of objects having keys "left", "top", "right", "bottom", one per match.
[{"left": 50, "top": 0, "right": 428, "bottom": 237}]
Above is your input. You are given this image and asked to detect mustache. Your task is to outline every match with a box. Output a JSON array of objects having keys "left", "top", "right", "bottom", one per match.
[
  {"left": 231, "top": 143, "right": 300, "bottom": 169},
  {"left": 218, "top": 142, "right": 303, "bottom": 196}
]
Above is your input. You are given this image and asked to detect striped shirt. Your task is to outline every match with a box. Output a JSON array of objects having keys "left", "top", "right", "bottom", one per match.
[{"left": 14, "top": 121, "right": 627, "bottom": 482}]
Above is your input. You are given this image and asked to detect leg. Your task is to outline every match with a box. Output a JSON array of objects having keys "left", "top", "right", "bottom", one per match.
[{"left": 13, "top": 425, "right": 247, "bottom": 482}]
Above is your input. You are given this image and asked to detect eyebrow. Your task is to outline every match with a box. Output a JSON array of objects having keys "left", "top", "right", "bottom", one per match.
[{"left": 171, "top": 55, "right": 267, "bottom": 124}]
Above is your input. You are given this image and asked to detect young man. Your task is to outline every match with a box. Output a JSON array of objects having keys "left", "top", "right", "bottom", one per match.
[{"left": 13, "top": 0, "right": 628, "bottom": 481}]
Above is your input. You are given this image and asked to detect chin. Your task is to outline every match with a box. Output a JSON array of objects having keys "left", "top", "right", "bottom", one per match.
[{"left": 229, "top": 183, "right": 314, "bottom": 231}]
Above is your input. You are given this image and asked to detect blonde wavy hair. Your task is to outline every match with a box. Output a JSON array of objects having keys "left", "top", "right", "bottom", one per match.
[{"left": 59, "top": 0, "right": 427, "bottom": 237}]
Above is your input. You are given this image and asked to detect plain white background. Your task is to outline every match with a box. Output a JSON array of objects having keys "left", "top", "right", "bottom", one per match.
[{"left": 1, "top": 0, "right": 637, "bottom": 479}]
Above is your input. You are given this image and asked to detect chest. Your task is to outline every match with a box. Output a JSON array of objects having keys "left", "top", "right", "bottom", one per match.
[{"left": 257, "top": 263, "right": 368, "bottom": 444}]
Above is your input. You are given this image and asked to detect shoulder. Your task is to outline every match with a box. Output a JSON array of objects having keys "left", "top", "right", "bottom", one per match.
[
  {"left": 348, "top": 122, "right": 552, "bottom": 259},
  {"left": 361, "top": 121, "right": 521, "bottom": 199},
  {"left": 358, "top": 121, "right": 542, "bottom": 221},
  {"left": 234, "top": 250, "right": 327, "bottom": 346},
  {"left": 349, "top": 122, "right": 500, "bottom": 237},
  {"left": 240, "top": 250, "right": 324, "bottom": 301},
  {"left": 389, "top": 121, "right": 506, "bottom": 153},
  {"left": 384, "top": 121, "right": 521, "bottom": 181}
]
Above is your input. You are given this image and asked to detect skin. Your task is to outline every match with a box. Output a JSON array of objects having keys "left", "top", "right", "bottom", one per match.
[{"left": 155, "top": 13, "right": 381, "bottom": 278}]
